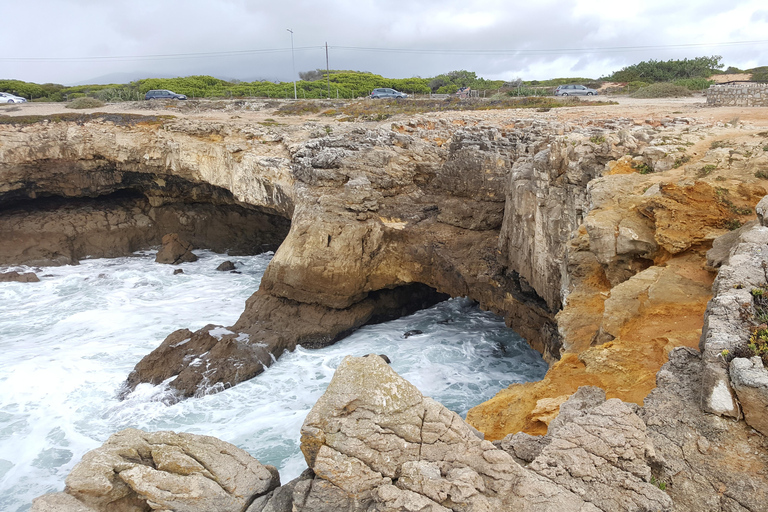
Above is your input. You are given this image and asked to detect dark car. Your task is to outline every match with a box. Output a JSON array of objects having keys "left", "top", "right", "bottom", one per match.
[
  {"left": 554, "top": 84, "right": 598, "bottom": 96},
  {"left": 371, "top": 88, "right": 408, "bottom": 99},
  {"left": 145, "top": 89, "right": 187, "bottom": 100}
]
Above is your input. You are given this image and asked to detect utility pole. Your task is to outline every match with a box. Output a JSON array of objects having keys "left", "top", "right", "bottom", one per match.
[
  {"left": 287, "top": 28, "right": 297, "bottom": 100},
  {"left": 325, "top": 42, "right": 331, "bottom": 99}
]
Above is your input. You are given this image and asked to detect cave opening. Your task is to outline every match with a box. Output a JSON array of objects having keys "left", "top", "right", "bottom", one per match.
[{"left": 0, "top": 169, "right": 292, "bottom": 266}]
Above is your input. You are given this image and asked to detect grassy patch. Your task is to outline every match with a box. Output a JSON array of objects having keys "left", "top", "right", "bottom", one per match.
[
  {"left": 279, "top": 97, "right": 617, "bottom": 119},
  {"left": 0, "top": 113, "right": 174, "bottom": 126},
  {"left": 65, "top": 97, "right": 105, "bottom": 109},
  {"left": 630, "top": 83, "right": 693, "bottom": 98},
  {"left": 698, "top": 164, "right": 717, "bottom": 177}
]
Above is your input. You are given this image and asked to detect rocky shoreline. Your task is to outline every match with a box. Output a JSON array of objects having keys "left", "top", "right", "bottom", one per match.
[{"left": 2, "top": 101, "right": 768, "bottom": 510}]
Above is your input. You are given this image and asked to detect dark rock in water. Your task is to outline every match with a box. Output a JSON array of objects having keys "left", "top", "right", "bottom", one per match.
[
  {"left": 216, "top": 260, "right": 236, "bottom": 271},
  {"left": 124, "top": 283, "right": 447, "bottom": 399},
  {"left": 0, "top": 271, "right": 40, "bottom": 283},
  {"left": 403, "top": 329, "right": 423, "bottom": 338},
  {"left": 173, "top": 268, "right": 184, "bottom": 275},
  {"left": 437, "top": 318, "right": 454, "bottom": 324},
  {"left": 155, "top": 233, "right": 197, "bottom": 265},
  {"left": 363, "top": 353, "right": 391, "bottom": 364},
  {"left": 230, "top": 270, "right": 242, "bottom": 274}
]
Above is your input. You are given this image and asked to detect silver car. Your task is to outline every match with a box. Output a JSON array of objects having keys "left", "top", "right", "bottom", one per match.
[
  {"left": 0, "top": 92, "right": 27, "bottom": 103},
  {"left": 554, "top": 85, "right": 598, "bottom": 96},
  {"left": 371, "top": 88, "right": 408, "bottom": 99}
]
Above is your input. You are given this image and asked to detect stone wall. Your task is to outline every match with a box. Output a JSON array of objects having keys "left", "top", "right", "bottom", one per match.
[{"left": 706, "top": 82, "right": 768, "bottom": 107}]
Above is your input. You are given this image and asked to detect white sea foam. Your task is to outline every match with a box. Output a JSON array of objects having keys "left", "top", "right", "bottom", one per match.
[{"left": 0, "top": 250, "right": 546, "bottom": 511}]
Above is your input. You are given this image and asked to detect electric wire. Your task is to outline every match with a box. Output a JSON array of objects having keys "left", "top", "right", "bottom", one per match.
[{"left": 1, "top": 39, "right": 767, "bottom": 63}]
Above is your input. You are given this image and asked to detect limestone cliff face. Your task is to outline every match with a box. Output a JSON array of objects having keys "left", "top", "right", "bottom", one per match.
[
  {"left": 3, "top": 111, "right": 767, "bottom": 410},
  {"left": 469, "top": 121, "right": 768, "bottom": 440}
]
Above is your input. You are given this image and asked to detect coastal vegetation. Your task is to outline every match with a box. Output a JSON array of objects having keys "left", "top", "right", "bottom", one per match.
[{"left": 0, "top": 56, "right": 765, "bottom": 103}]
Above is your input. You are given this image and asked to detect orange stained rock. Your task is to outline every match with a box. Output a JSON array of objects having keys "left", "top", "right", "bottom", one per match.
[{"left": 467, "top": 254, "right": 713, "bottom": 441}]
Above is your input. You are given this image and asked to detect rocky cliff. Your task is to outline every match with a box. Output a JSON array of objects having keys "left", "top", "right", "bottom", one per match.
[{"left": 6, "top": 102, "right": 768, "bottom": 511}]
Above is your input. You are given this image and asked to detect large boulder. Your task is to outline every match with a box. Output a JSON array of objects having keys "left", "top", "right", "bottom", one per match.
[
  {"left": 297, "top": 355, "right": 671, "bottom": 511},
  {"left": 0, "top": 270, "right": 40, "bottom": 282},
  {"left": 31, "top": 429, "right": 279, "bottom": 512},
  {"left": 155, "top": 233, "right": 198, "bottom": 264}
]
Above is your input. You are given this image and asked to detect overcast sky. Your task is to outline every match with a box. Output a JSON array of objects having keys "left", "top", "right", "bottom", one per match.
[{"left": 2, "top": 0, "right": 768, "bottom": 85}]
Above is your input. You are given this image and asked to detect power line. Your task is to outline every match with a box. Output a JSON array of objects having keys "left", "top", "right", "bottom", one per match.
[
  {"left": 0, "top": 46, "right": 322, "bottom": 63},
  {"left": 1, "top": 39, "right": 766, "bottom": 63},
  {"left": 331, "top": 39, "right": 768, "bottom": 56}
]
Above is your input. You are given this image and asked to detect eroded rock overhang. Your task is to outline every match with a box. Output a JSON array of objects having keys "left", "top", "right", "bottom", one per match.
[{"left": 0, "top": 114, "right": 294, "bottom": 265}]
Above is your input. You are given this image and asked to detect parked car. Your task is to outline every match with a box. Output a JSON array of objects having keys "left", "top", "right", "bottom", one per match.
[
  {"left": 371, "top": 88, "right": 408, "bottom": 99},
  {"left": 0, "top": 92, "right": 27, "bottom": 103},
  {"left": 145, "top": 89, "right": 187, "bottom": 100},
  {"left": 554, "top": 85, "right": 599, "bottom": 96}
]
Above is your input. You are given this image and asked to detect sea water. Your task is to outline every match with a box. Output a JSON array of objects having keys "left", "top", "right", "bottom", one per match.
[{"left": 0, "top": 250, "right": 547, "bottom": 511}]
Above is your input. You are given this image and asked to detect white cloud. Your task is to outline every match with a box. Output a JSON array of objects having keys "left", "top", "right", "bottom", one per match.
[{"left": 1, "top": 0, "right": 767, "bottom": 84}]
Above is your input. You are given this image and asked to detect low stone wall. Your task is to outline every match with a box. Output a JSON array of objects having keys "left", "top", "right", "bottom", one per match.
[{"left": 706, "top": 83, "right": 768, "bottom": 106}]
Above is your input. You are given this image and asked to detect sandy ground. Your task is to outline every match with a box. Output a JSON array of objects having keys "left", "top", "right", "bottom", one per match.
[{"left": 1, "top": 95, "right": 767, "bottom": 128}]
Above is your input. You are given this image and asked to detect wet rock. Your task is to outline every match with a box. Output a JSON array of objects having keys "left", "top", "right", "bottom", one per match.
[
  {"left": 402, "top": 329, "right": 423, "bottom": 338},
  {"left": 31, "top": 428, "right": 279, "bottom": 512},
  {"left": 216, "top": 260, "right": 236, "bottom": 271},
  {"left": 173, "top": 268, "right": 184, "bottom": 275},
  {"left": 0, "top": 270, "right": 40, "bottom": 282},
  {"left": 123, "top": 284, "right": 448, "bottom": 398},
  {"left": 155, "top": 233, "right": 198, "bottom": 264}
]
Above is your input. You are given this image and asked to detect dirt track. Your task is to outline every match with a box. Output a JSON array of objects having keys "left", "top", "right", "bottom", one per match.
[{"left": 1, "top": 95, "right": 767, "bottom": 128}]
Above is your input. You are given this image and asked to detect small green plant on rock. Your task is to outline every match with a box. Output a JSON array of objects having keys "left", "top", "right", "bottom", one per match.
[
  {"left": 590, "top": 135, "right": 606, "bottom": 145},
  {"left": 756, "top": 169, "right": 768, "bottom": 180},
  {"left": 710, "top": 140, "right": 729, "bottom": 150},
  {"left": 650, "top": 476, "right": 668, "bottom": 491},
  {"left": 633, "top": 162, "right": 653, "bottom": 175},
  {"left": 672, "top": 155, "right": 691, "bottom": 168},
  {"left": 698, "top": 164, "right": 717, "bottom": 177}
]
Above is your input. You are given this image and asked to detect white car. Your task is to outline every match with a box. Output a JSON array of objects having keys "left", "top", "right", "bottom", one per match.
[{"left": 0, "top": 92, "right": 27, "bottom": 103}]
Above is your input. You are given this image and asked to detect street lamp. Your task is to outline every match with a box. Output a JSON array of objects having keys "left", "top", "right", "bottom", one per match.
[{"left": 287, "top": 28, "right": 297, "bottom": 100}]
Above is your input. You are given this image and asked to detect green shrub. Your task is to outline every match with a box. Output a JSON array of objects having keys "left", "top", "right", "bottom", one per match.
[
  {"left": 630, "top": 83, "right": 693, "bottom": 98},
  {"left": 633, "top": 162, "right": 653, "bottom": 174},
  {"left": 605, "top": 56, "right": 723, "bottom": 82},
  {"left": 65, "top": 97, "right": 105, "bottom": 109},
  {"left": 673, "top": 78, "right": 715, "bottom": 90},
  {"left": 699, "top": 164, "right": 717, "bottom": 176}
]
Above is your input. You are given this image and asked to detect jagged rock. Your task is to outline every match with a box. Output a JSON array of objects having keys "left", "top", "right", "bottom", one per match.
[
  {"left": 706, "top": 220, "right": 759, "bottom": 268},
  {"left": 173, "top": 268, "right": 184, "bottom": 275},
  {"left": 31, "top": 429, "right": 279, "bottom": 512},
  {"left": 699, "top": 222, "right": 768, "bottom": 418},
  {"left": 155, "top": 233, "right": 198, "bottom": 264},
  {"left": 0, "top": 270, "right": 40, "bottom": 282},
  {"left": 730, "top": 356, "right": 768, "bottom": 436},
  {"left": 216, "top": 260, "right": 236, "bottom": 271},
  {"left": 641, "top": 347, "right": 768, "bottom": 511},
  {"left": 298, "top": 355, "right": 670, "bottom": 511}
]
